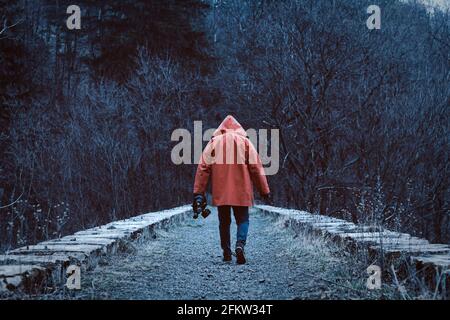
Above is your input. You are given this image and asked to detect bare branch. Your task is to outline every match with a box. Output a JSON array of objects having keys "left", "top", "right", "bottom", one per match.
[
  {"left": 0, "top": 18, "right": 22, "bottom": 38},
  {"left": 0, "top": 191, "right": 24, "bottom": 210}
]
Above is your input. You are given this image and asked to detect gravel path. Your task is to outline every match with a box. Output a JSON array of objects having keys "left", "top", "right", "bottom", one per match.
[{"left": 68, "top": 208, "right": 394, "bottom": 300}]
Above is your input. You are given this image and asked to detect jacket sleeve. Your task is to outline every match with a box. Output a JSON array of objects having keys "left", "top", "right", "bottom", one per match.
[
  {"left": 246, "top": 139, "right": 270, "bottom": 195},
  {"left": 193, "top": 140, "right": 214, "bottom": 194}
]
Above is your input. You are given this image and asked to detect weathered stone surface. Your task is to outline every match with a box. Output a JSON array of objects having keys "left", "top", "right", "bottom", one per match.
[
  {"left": 370, "top": 243, "right": 450, "bottom": 254},
  {"left": 410, "top": 254, "right": 450, "bottom": 296},
  {"left": 10, "top": 243, "right": 106, "bottom": 255},
  {"left": 255, "top": 204, "right": 450, "bottom": 294},
  {"left": 0, "top": 253, "right": 85, "bottom": 292},
  {"left": 44, "top": 236, "right": 117, "bottom": 246},
  {"left": 0, "top": 205, "right": 191, "bottom": 295},
  {"left": 310, "top": 222, "right": 355, "bottom": 228},
  {"left": 0, "top": 265, "right": 48, "bottom": 294},
  {"left": 74, "top": 230, "right": 129, "bottom": 238},
  {"left": 8, "top": 244, "right": 106, "bottom": 273},
  {"left": 0, "top": 253, "right": 85, "bottom": 266},
  {"left": 411, "top": 254, "right": 450, "bottom": 268},
  {"left": 38, "top": 237, "right": 120, "bottom": 255}
]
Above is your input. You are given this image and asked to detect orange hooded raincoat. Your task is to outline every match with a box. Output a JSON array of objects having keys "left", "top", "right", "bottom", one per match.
[{"left": 193, "top": 115, "right": 270, "bottom": 207}]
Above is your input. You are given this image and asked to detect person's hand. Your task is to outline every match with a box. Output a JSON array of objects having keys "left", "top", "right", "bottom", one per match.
[
  {"left": 193, "top": 194, "right": 206, "bottom": 213},
  {"left": 261, "top": 193, "right": 273, "bottom": 205}
]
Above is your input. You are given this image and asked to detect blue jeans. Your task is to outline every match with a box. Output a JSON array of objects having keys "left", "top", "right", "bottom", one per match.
[{"left": 218, "top": 206, "right": 249, "bottom": 254}]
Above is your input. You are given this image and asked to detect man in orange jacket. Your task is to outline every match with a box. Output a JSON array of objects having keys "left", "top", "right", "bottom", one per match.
[{"left": 193, "top": 115, "right": 271, "bottom": 264}]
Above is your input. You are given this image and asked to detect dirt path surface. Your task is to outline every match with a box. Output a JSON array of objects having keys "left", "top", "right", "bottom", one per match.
[{"left": 65, "top": 208, "right": 394, "bottom": 300}]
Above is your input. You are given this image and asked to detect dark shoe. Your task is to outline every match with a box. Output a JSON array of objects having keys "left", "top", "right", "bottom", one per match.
[
  {"left": 235, "top": 246, "right": 246, "bottom": 264},
  {"left": 223, "top": 254, "right": 232, "bottom": 262},
  {"left": 223, "top": 251, "right": 232, "bottom": 262}
]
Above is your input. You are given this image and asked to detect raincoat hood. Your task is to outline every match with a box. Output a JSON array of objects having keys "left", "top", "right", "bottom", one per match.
[{"left": 213, "top": 115, "right": 247, "bottom": 137}]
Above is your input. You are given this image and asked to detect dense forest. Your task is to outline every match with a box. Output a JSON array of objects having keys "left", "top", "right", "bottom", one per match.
[{"left": 0, "top": 0, "right": 448, "bottom": 251}]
